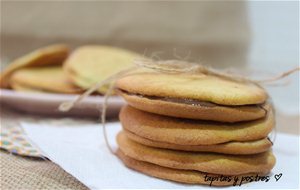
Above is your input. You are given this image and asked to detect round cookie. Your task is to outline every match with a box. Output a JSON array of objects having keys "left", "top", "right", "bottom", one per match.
[
  {"left": 116, "top": 72, "right": 268, "bottom": 105},
  {"left": 117, "top": 150, "right": 269, "bottom": 186},
  {"left": 120, "top": 106, "right": 274, "bottom": 145},
  {"left": 0, "top": 44, "right": 69, "bottom": 88},
  {"left": 63, "top": 46, "right": 141, "bottom": 93},
  {"left": 10, "top": 83, "right": 43, "bottom": 93},
  {"left": 10, "top": 66, "right": 82, "bottom": 94},
  {"left": 117, "top": 132, "right": 276, "bottom": 176},
  {"left": 117, "top": 89, "right": 269, "bottom": 123},
  {"left": 123, "top": 130, "right": 272, "bottom": 155},
  {"left": 116, "top": 72, "right": 269, "bottom": 122}
]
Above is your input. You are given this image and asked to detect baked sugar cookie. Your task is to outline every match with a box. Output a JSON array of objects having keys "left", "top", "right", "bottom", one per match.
[
  {"left": 0, "top": 44, "right": 69, "bottom": 88},
  {"left": 10, "top": 66, "right": 82, "bottom": 94},
  {"left": 63, "top": 46, "right": 141, "bottom": 93},
  {"left": 116, "top": 73, "right": 269, "bottom": 122},
  {"left": 117, "top": 89, "right": 269, "bottom": 123},
  {"left": 117, "top": 150, "right": 269, "bottom": 186},
  {"left": 116, "top": 72, "right": 267, "bottom": 105},
  {"left": 117, "top": 132, "right": 276, "bottom": 175},
  {"left": 123, "top": 130, "right": 272, "bottom": 155},
  {"left": 120, "top": 106, "right": 274, "bottom": 145},
  {"left": 10, "top": 83, "right": 44, "bottom": 93}
]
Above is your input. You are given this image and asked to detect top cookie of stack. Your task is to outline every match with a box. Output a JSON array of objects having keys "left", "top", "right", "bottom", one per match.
[
  {"left": 116, "top": 72, "right": 269, "bottom": 123},
  {"left": 115, "top": 69, "right": 275, "bottom": 186}
]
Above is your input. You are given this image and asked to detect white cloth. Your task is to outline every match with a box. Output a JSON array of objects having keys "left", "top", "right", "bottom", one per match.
[{"left": 22, "top": 122, "right": 299, "bottom": 189}]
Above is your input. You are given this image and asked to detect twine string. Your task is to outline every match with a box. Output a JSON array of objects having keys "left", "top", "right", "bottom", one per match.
[
  {"left": 58, "top": 59, "right": 299, "bottom": 153},
  {"left": 101, "top": 80, "right": 116, "bottom": 155},
  {"left": 256, "top": 67, "right": 300, "bottom": 83},
  {"left": 59, "top": 66, "right": 138, "bottom": 112}
]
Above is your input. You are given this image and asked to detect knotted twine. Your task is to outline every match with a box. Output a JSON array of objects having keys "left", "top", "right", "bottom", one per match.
[{"left": 59, "top": 58, "right": 300, "bottom": 155}]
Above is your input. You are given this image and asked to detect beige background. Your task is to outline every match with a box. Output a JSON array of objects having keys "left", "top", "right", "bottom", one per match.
[{"left": 1, "top": 1, "right": 250, "bottom": 68}]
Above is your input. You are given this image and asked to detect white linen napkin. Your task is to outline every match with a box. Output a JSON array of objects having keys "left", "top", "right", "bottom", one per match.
[{"left": 21, "top": 122, "right": 299, "bottom": 189}]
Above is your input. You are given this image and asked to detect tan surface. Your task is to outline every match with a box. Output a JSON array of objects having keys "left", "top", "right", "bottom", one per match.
[
  {"left": 0, "top": 150, "right": 88, "bottom": 190},
  {"left": 124, "top": 130, "right": 272, "bottom": 155},
  {"left": 118, "top": 90, "right": 269, "bottom": 122},
  {"left": 2, "top": 2, "right": 249, "bottom": 69},
  {"left": 117, "top": 150, "right": 265, "bottom": 186},
  {"left": 0, "top": 44, "right": 69, "bottom": 88},
  {"left": 10, "top": 66, "right": 82, "bottom": 94},
  {"left": 117, "top": 132, "right": 276, "bottom": 175},
  {"left": 116, "top": 73, "right": 268, "bottom": 105},
  {"left": 120, "top": 106, "right": 274, "bottom": 145}
]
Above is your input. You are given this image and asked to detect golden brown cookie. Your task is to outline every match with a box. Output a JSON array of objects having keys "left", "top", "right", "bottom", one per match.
[
  {"left": 120, "top": 106, "right": 274, "bottom": 145},
  {"left": 63, "top": 46, "right": 141, "bottom": 93},
  {"left": 10, "top": 66, "right": 82, "bottom": 94},
  {"left": 117, "top": 150, "right": 269, "bottom": 186},
  {"left": 117, "top": 132, "right": 276, "bottom": 175},
  {"left": 0, "top": 44, "right": 69, "bottom": 88},
  {"left": 117, "top": 88, "right": 269, "bottom": 122},
  {"left": 116, "top": 73, "right": 267, "bottom": 106},
  {"left": 116, "top": 72, "right": 269, "bottom": 122},
  {"left": 9, "top": 83, "right": 43, "bottom": 93},
  {"left": 123, "top": 130, "right": 272, "bottom": 155}
]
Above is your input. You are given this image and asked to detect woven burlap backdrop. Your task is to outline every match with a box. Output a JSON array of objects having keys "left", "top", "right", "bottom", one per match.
[
  {"left": 0, "top": 105, "right": 92, "bottom": 190},
  {"left": 0, "top": 151, "right": 88, "bottom": 190}
]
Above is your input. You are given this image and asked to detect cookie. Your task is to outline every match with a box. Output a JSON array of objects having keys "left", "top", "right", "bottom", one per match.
[
  {"left": 116, "top": 73, "right": 268, "bottom": 122},
  {"left": 116, "top": 72, "right": 267, "bottom": 105},
  {"left": 120, "top": 106, "right": 274, "bottom": 145},
  {"left": 0, "top": 44, "right": 69, "bottom": 88},
  {"left": 117, "top": 132, "right": 276, "bottom": 175},
  {"left": 117, "top": 150, "right": 269, "bottom": 186},
  {"left": 63, "top": 46, "right": 141, "bottom": 93},
  {"left": 123, "top": 130, "right": 272, "bottom": 155},
  {"left": 9, "top": 83, "right": 43, "bottom": 93},
  {"left": 10, "top": 66, "right": 82, "bottom": 94}
]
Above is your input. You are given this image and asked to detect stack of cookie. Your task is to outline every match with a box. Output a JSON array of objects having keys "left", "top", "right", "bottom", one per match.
[
  {"left": 1, "top": 44, "right": 140, "bottom": 94},
  {"left": 116, "top": 71, "right": 276, "bottom": 186}
]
